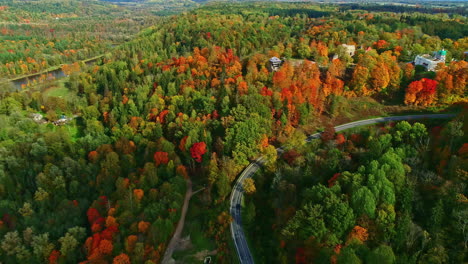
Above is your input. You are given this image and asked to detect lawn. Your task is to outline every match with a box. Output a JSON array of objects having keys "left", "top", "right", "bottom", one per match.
[
  {"left": 66, "top": 125, "right": 80, "bottom": 142},
  {"left": 43, "top": 79, "right": 71, "bottom": 98}
]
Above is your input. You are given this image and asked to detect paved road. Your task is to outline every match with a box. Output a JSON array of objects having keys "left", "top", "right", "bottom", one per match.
[{"left": 229, "top": 113, "right": 456, "bottom": 264}]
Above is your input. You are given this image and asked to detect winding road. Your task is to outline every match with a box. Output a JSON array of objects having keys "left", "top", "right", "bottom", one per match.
[{"left": 229, "top": 113, "right": 456, "bottom": 264}]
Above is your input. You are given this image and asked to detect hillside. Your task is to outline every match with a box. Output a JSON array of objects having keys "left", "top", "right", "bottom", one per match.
[{"left": 0, "top": 1, "right": 466, "bottom": 263}]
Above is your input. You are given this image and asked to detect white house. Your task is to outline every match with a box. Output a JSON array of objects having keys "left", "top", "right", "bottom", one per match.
[
  {"left": 342, "top": 44, "right": 356, "bottom": 57},
  {"left": 31, "top": 113, "right": 43, "bottom": 122},
  {"left": 415, "top": 49, "right": 446, "bottom": 71}
]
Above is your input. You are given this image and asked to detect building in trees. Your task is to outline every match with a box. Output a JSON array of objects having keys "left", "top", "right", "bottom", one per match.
[
  {"left": 31, "top": 113, "right": 46, "bottom": 123},
  {"left": 53, "top": 115, "right": 72, "bottom": 126},
  {"left": 342, "top": 44, "right": 356, "bottom": 57},
  {"left": 269, "top": 57, "right": 283, "bottom": 72},
  {"left": 414, "top": 49, "right": 446, "bottom": 71}
]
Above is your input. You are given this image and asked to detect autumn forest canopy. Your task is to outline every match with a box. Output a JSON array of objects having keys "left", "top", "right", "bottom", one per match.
[{"left": 0, "top": 0, "right": 466, "bottom": 263}]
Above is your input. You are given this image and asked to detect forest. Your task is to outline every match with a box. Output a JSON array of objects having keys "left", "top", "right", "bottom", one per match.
[
  {"left": 245, "top": 115, "right": 467, "bottom": 263},
  {"left": 0, "top": 1, "right": 466, "bottom": 263},
  {"left": 0, "top": 0, "right": 161, "bottom": 80}
]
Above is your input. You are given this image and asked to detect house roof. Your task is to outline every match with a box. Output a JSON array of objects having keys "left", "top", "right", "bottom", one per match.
[{"left": 270, "top": 57, "right": 281, "bottom": 63}]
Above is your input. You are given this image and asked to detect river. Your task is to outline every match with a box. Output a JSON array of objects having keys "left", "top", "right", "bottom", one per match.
[{"left": 5, "top": 56, "right": 103, "bottom": 91}]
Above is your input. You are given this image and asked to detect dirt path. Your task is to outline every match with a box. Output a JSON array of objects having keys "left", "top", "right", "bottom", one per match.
[{"left": 162, "top": 178, "right": 193, "bottom": 264}]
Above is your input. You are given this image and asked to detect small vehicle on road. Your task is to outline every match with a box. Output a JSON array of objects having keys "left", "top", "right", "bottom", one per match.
[{"left": 204, "top": 256, "right": 212, "bottom": 264}]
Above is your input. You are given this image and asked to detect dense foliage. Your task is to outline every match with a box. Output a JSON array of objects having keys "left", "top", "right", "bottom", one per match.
[
  {"left": 0, "top": 0, "right": 161, "bottom": 79},
  {"left": 0, "top": 1, "right": 466, "bottom": 263},
  {"left": 246, "top": 115, "right": 467, "bottom": 263}
]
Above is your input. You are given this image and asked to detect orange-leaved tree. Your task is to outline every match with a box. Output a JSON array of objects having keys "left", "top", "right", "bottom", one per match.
[
  {"left": 88, "top": 150, "right": 99, "bottom": 163},
  {"left": 113, "top": 253, "right": 131, "bottom": 264},
  {"left": 154, "top": 151, "right": 169, "bottom": 166},
  {"left": 98, "top": 239, "right": 113, "bottom": 255},
  {"left": 138, "top": 221, "right": 151, "bottom": 233},
  {"left": 347, "top": 225, "right": 369, "bottom": 244}
]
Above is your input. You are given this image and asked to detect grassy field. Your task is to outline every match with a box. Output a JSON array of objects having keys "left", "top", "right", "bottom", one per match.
[
  {"left": 66, "top": 125, "right": 80, "bottom": 142},
  {"left": 43, "top": 81, "right": 70, "bottom": 98}
]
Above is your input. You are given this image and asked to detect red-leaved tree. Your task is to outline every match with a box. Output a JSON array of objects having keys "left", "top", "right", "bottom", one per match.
[{"left": 190, "top": 142, "right": 207, "bottom": 163}]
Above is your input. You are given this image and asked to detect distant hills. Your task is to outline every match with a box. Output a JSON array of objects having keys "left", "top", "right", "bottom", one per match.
[
  {"left": 96, "top": 0, "right": 467, "bottom": 2},
  {"left": 93, "top": 0, "right": 468, "bottom": 8}
]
